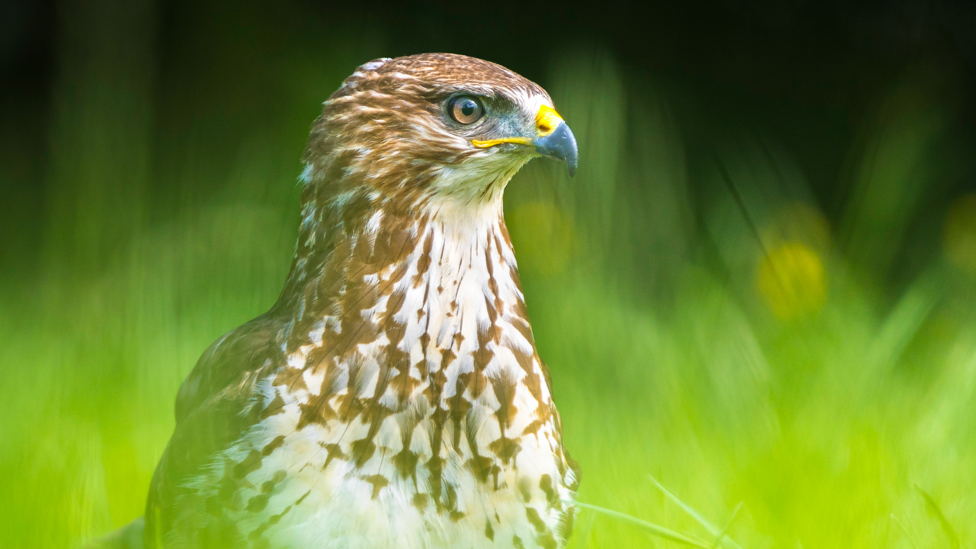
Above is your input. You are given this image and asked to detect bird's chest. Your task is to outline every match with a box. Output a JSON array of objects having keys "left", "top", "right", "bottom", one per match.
[
  {"left": 228, "top": 401, "right": 571, "bottom": 549},
  {"left": 173, "top": 239, "right": 578, "bottom": 548},
  {"left": 176, "top": 295, "right": 575, "bottom": 548},
  {"left": 184, "top": 367, "right": 573, "bottom": 549}
]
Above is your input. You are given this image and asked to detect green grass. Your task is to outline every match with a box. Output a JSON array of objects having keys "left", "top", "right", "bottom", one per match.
[{"left": 2, "top": 20, "right": 976, "bottom": 549}]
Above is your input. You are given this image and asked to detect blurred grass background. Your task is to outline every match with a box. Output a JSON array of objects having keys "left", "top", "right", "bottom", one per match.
[{"left": 3, "top": 0, "right": 976, "bottom": 547}]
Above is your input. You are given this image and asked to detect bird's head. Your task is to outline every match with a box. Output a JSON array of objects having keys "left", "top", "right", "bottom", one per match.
[{"left": 301, "top": 53, "right": 577, "bottom": 219}]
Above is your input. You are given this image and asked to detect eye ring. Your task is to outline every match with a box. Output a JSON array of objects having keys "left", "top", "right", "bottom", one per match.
[{"left": 448, "top": 95, "right": 484, "bottom": 125}]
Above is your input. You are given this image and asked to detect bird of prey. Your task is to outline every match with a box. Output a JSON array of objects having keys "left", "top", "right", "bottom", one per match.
[{"left": 143, "top": 53, "right": 580, "bottom": 549}]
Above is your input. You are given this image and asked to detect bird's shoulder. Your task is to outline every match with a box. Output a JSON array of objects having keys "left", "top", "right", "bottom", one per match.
[
  {"left": 174, "top": 312, "right": 284, "bottom": 423},
  {"left": 145, "top": 312, "right": 287, "bottom": 545}
]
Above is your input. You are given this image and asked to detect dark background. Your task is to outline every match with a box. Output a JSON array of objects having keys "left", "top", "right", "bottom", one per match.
[{"left": 4, "top": 0, "right": 976, "bottom": 282}]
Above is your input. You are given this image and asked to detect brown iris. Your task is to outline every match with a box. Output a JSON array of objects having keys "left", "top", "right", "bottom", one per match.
[{"left": 449, "top": 96, "right": 484, "bottom": 125}]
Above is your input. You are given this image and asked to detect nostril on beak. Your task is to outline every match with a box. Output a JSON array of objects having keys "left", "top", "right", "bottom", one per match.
[{"left": 535, "top": 105, "right": 562, "bottom": 138}]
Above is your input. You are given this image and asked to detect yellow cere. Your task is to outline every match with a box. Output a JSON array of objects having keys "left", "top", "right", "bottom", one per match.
[
  {"left": 534, "top": 104, "right": 563, "bottom": 137},
  {"left": 471, "top": 104, "right": 564, "bottom": 148}
]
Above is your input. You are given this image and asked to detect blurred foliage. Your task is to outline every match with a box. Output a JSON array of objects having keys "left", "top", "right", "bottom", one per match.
[{"left": 2, "top": 1, "right": 976, "bottom": 548}]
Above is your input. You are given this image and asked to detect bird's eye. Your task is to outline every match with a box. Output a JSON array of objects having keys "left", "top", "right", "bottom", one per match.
[{"left": 449, "top": 96, "right": 484, "bottom": 125}]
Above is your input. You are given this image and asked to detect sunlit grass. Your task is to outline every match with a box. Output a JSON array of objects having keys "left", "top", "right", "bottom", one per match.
[{"left": 574, "top": 476, "right": 744, "bottom": 548}]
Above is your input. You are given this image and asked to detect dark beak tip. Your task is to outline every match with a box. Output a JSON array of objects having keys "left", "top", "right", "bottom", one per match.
[{"left": 534, "top": 122, "right": 579, "bottom": 178}]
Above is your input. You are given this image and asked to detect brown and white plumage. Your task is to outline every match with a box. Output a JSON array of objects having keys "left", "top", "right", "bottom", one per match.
[{"left": 145, "top": 53, "right": 580, "bottom": 549}]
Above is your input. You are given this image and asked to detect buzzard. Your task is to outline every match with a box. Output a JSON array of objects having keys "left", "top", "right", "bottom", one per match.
[{"left": 143, "top": 53, "right": 580, "bottom": 549}]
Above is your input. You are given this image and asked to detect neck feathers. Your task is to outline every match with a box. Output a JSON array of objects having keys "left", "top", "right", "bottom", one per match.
[{"left": 273, "top": 190, "right": 549, "bottom": 420}]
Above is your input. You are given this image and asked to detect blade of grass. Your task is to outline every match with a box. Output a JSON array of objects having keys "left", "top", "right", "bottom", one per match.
[
  {"left": 915, "top": 485, "right": 962, "bottom": 549},
  {"left": 570, "top": 504, "right": 597, "bottom": 549},
  {"left": 710, "top": 502, "right": 743, "bottom": 549},
  {"left": 574, "top": 502, "right": 711, "bottom": 548},
  {"left": 891, "top": 514, "right": 921, "bottom": 549},
  {"left": 649, "top": 475, "right": 745, "bottom": 549}
]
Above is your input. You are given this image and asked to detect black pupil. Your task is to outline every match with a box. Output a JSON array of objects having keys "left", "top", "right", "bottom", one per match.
[{"left": 461, "top": 101, "right": 475, "bottom": 116}]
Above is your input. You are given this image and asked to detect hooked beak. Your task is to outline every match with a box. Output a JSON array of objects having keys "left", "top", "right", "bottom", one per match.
[
  {"left": 471, "top": 105, "right": 579, "bottom": 177},
  {"left": 532, "top": 107, "right": 578, "bottom": 177}
]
